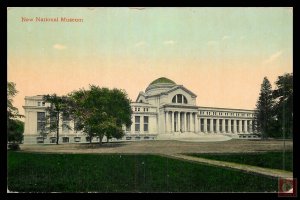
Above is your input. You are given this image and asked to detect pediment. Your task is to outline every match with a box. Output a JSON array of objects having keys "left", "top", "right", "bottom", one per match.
[{"left": 165, "top": 85, "right": 197, "bottom": 98}]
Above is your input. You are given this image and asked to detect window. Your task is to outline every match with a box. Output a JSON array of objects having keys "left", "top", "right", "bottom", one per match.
[
  {"left": 135, "top": 116, "right": 140, "bottom": 132},
  {"left": 172, "top": 96, "right": 176, "bottom": 103},
  {"left": 126, "top": 124, "right": 131, "bottom": 131},
  {"left": 183, "top": 96, "right": 187, "bottom": 104},
  {"left": 135, "top": 107, "right": 137, "bottom": 111},
  {"left": 37, "top": 112, "right": 46, "bottom": 132},
  {"left": 62, "top": 137, "right": 69, "bottom": 143},
  {"left": 74, "top": 137, "right": 81, "bottom": 142},
  {"left": 42, "top": 102, "right": 45, "bottom": 106},
  {"left": 38, "top": 102, "right": 41, "bottom": 106},
  {"left": 138, "top": 108, "right": 140, "bottom": 111},
  {"left": 62, "top": 114, "right": 70, "bottom": 133},
  {"left": 200, "top": 119, "right": 204, "bottom": 132},
  {"left": 144, "top": 116, "right": 149, "bottom": 132},
  {"left": 172, "top": 94, "right": 188, "bottom": 104},
  {"left": 50, "top": 137, "right": 56, "bottom": 143},
  {"left": 177, "top": 94, "right": 182, "bottom": 103}
]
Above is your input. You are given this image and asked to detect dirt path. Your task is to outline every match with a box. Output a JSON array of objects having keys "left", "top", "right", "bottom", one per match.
[{"left": 162, "top": 154, "right": 293, "bottom": 178}]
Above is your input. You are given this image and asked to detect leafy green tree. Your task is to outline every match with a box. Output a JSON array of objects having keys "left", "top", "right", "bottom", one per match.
[
  {"left": 254, "top": 77, "right": 275, "bottom": 139},
  {"left": 7, "top": 82, "right": 24, "bottom": 149},
  {"left": 273, "top": 73, "right": 293, "bottom": 138},
  {"left": 7, "top": 82, "right": 23, "bottom": 119},
  {"left": 43, "top": 94, "right": 72, "bottom": 144},
  {"left": 70, "top": 85, "right": 131, "bottom": 145},
  {"left": 8, "top": 119, "right": 24, "bottom": 144}
]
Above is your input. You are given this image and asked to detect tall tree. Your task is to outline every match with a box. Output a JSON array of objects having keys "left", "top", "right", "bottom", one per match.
[
  {"left": 273, "top": 73, "right": 293, "bottom": 138},
  {"left": 7, "top": 82, "right": 23, "bottom": 119},
  {"left": 70, "top": 85, "right": 132, "bottom": 145},
  {"left": 43, "top": 94, "right": 71, "bottom": 144},
  {"left": 7, "top": 82, "right": 24, "bottom": 149},
  {"left": 254, "top": 77, "right": 275, "bottom": 139}
]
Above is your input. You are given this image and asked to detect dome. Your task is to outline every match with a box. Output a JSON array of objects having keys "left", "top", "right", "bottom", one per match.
[
  {"left": 145, "top": 77, "right": 176, "bottom": 95},
  {"left": 149, "top": 77, "right": 176, "bottom": 86}
]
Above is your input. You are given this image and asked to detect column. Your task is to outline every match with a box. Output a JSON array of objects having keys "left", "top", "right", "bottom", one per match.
[
  {"left": 184, "top": 112, "right": 187, "bottom": 132},
  {"left": 216, "top": 118, "right": 219, "bottom": 133},
  {"left": 172, "top": 111, "right": 175, "bottom": 133},
  {"left": 222, "top": 119, "right": 226, "bottom": 133},
  {"left": 228, "top": 119, "right": 231, "bottom": 133},
  {"left": 194, "top": 113, "right": 198, "bottom": 133},
  {"left": 204, "top": 118, "right": 207, "bottom": 133},
  {"left": 210, "top": 118, "right": 213, "bottom": 133},
  {"left": 131, "top": 114, "right": 135, "bottom": 134},
  {"left": 195, "top": 114, "right": 199, "bottom": 133},
  {"left": 233, "top": 119, "right": 237, "bottom": 133},
  {"left": 238, "top": 120, "right": 242, "bottom": 133},
  {"left": 189, "top": 113, "right": 193, "bottom": 132},
  {"left": 244, "top": 120, "right": 248, "bottom": 134},
  {"left": 165, "top": 111, "right": 169, "bottom": 133},
  {"left": 249, "top": 120, "right": 253, "bottom": 133},
  {"left": 177, "top": 112, "right": 180, "bottom": 132},
  {"left": 140, "top": 115, "right": 144, "bottom": 134}
]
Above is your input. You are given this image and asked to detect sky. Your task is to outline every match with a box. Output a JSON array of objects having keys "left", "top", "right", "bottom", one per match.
[{"left": 7, "top": 7, "right": 293, "bottom": 118}]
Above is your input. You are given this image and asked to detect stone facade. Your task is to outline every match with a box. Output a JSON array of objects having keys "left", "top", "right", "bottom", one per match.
[{"left": 23, "top": 77, "right": 258, "bottom": 144}]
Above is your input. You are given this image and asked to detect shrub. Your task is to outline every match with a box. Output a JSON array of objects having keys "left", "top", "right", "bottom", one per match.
[{"left": 8, "top": 143, "right": 20, "bottom": 151}]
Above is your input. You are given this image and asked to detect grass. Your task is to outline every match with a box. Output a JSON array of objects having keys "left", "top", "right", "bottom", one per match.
[
  {"left": 186, "top": 151, "right": 293, "bottom": 172},
  {"left": 8, "top": 151, "right": 278, "bottom": 192}
]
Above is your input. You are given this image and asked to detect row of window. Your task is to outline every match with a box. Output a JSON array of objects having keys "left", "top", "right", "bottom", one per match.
[
  {"left": 200, "top": 119, "right": 254, "bottom": 133},
  {"left": 172, "top": 94, "right": 188, "bottom": 104},
  {"left": 134, "top": 107, "right": 149, "bottom": 112},
  {"left": 37, "top": 112, "right": 71, "bottom": 133},
  {"left": 126, "top": 116, "right": 149, "bottom": 132},
  {"left": 37, "top": 101, "right": 45, "bottom": 107},
  {"left": 200, "top": 111, "right": 253, "bottom": 117}
]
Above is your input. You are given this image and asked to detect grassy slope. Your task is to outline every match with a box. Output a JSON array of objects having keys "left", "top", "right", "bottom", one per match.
[
  {"left": 8, "top": 151, "right": 278, "bottom": 192},
  {"left": 186, "top": 151, "right": 293, "bottom": 172}
]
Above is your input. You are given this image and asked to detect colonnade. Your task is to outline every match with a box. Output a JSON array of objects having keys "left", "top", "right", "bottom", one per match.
[
  {"left": 165, "top": 111, "right": 198, "bottom": 133},
  {"left": 164, "top": 110, "right": 254, "bottom": 134}
]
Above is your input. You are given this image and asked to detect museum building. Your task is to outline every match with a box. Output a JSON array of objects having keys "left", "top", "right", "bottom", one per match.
[{"left": 23, "top": 77, "right": 258, "bottom": 144}]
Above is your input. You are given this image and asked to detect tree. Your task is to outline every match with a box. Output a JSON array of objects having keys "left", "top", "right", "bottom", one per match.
[
  {"left": 254, "top": 77, "right": 275, "bottom": 139},
  {"left": 43, "top": 94, "right": 72, "bottom": 144},
  {"left": 7, "top": 82, "right": 24, "bottom": 150},
  {"left": 8, "top": 119, "right": 24, "bottom": 144},
  {"left": 273, "top": 73, "right": 293, "bottom": 138},
  {"left": 7, "top": 82, "right": 23, "bottom": 119},
  {"left": 70, "top": 85, "right": 131, "bottom": 145}
]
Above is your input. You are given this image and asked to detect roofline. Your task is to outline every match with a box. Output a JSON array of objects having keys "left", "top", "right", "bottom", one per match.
[{"left": 198, "top": 106, "right": 255, "bottom": 112}]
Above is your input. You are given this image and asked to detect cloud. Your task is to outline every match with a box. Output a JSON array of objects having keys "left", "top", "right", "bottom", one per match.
[
  {"left": 207, "top": 40, "right": 218, "bottom": 46},
  {"left": 262, "top": 51, "right": 283, "bottom": 64},
  {"left": 222, "top": 35, "right": 230, "bottom": 40},
  {"left": 53, "top": 44, "right": 67, "bottom": 50},
  {"left": 163, "top": 40, "right": 176, "bottom": 45},
  {"left": 135, "top": 41, "right": 147, "bottom": 47}
]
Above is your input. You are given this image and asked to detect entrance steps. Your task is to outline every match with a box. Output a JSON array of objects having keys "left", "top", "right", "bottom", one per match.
[{"left": 156, "top": 132, "right": 232, "bottom": 142}]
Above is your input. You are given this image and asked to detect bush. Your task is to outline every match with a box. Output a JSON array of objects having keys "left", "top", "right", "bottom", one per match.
[{"left": 8, "top": 143, "right": 20, "bottom": 151}]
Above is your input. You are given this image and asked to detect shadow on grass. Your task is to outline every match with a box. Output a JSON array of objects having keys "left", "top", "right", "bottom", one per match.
[{"left": 76, "top": 142, "right": 129, "bottom": 149}]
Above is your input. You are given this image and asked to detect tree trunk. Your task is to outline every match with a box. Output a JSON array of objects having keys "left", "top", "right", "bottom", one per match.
[{"left": 99, "top": 136, "right": 103, "bottom": 145}]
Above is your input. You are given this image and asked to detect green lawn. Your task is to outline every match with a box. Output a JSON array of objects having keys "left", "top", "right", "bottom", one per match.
[
  {"left": 8, "top": 151, "right": 278, "bottom": 192},
  {"left": 186, "top": 151, "right": 293, "bottom": 172}
]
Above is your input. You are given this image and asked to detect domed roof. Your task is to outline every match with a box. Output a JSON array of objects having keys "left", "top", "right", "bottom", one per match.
[{"left": 149, "top": 77, "right": 176, "bottom": 86}]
